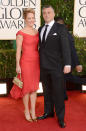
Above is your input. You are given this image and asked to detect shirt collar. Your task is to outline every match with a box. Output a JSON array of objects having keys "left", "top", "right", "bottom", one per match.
[{"left": 45, "top": 20, "right": 55, "bottom": 27}]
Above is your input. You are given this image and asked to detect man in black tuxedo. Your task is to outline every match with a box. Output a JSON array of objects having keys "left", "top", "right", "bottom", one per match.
[{"left": 38, "top": 5, "right": 71, "bottom": 128}]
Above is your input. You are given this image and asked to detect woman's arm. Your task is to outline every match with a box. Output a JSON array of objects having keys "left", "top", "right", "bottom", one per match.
[{"left": 16, "top": 34, "right": 23, "bottom": 73}]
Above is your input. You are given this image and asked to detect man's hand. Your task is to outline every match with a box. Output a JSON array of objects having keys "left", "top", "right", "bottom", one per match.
[
  {"left": 76, "top": 65, "right": 82, "bottom": 72},
  {"left": 63, "top": 66, "right": 71, "bottom": 74}
]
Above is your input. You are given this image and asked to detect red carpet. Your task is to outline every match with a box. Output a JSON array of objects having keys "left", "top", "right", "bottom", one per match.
[{"left": 0, "top": 91, "right": 86, "bottom": 131}]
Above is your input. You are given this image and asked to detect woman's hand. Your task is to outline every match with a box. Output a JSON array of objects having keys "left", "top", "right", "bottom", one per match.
[{"left": 16, "top": 65, "right": 21, "bottom": 74}]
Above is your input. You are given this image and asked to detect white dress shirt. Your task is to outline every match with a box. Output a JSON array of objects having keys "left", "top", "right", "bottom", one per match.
[{"left": 40, "top": 20, "right": 55, "bottom": 41}]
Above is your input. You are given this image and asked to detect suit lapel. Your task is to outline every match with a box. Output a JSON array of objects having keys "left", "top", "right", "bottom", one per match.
[
  {"left": 39, "top": 22, "right": 58, "bottom": 47},
  {"left": 45, "top": 22, "right": 57, "bottom": 43}
]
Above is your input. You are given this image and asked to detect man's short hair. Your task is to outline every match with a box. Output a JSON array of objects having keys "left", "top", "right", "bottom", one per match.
[{"left": 42, "top": 5, "right": 55, "bottom": 12}]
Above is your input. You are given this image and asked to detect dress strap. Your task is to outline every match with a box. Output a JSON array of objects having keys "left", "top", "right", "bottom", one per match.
[{"left": 16, "top": 31, "right": 24, "bottom": 36}]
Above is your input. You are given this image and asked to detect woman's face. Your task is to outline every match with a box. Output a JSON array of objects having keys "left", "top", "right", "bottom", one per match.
[{"left": 25, "top": 13, "right": 35, "bottom": 27}]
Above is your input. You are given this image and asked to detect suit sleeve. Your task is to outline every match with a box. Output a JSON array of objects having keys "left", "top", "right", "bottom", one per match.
[
  {"left": 68, "top": 33, "right": 80, "bottom": 67},
  {"left": 59, "top": 25, "right": 71, "bottom": 66}
]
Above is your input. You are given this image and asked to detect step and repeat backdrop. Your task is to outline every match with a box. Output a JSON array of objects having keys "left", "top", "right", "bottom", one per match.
[
  {"left": 0, "top": 0, "right": 85, "bottom": 39},
  {"left": 73, "top": 0, "right": 86, "bottom": 38},
  {"left": 0, "top": 0, "right": 41, "bottom": 40}
]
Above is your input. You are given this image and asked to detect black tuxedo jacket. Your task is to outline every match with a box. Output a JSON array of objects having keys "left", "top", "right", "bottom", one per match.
[{"left": 39, "top": 22, "right": 71, "bottom": 71}]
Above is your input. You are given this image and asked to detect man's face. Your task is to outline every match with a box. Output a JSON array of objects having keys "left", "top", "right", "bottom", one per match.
[{"left": 42, "top": 7, "right": 55, "bottom": 23}]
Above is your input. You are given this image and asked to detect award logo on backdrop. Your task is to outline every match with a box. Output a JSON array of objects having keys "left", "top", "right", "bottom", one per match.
[
  {"left": 73, "top": 0, "right": 86, "bottom": 37},
  {"left": 0, "top": 0, "right": 41, "bottom": 40}
]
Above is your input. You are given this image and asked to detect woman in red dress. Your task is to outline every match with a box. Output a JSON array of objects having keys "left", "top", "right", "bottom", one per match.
[{"left": 10, "top": 8, "right": 40, "bottom": 122}]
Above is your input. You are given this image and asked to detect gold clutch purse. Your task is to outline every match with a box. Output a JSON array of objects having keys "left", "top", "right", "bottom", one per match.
[{"left": 13, "top": 73, "right": 23, "bottom": 89}]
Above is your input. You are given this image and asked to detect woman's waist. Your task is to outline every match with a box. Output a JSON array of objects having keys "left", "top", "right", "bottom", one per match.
[
  {"left": 20, "top": 57, "right": 39, "bottom": 63},
  {"left": 22, "top": 50, "right": 39, "bottom": 54},
  {"left": 21, "top": 54, "right": 39, "bottom": 60}
]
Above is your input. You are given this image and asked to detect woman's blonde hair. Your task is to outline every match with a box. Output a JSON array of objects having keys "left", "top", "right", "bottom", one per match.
[{"left": 23, "top": 8, "right": 35, "bottom": 19}]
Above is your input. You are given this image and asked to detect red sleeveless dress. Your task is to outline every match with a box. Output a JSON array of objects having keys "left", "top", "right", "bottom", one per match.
[{"left": 10, "top": 31, "right": 40, "bottom": 99}]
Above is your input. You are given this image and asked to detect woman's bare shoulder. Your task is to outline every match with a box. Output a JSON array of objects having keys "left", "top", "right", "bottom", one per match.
[{"left": 20, "top": 28, "right": 26, "bottom": 32}]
